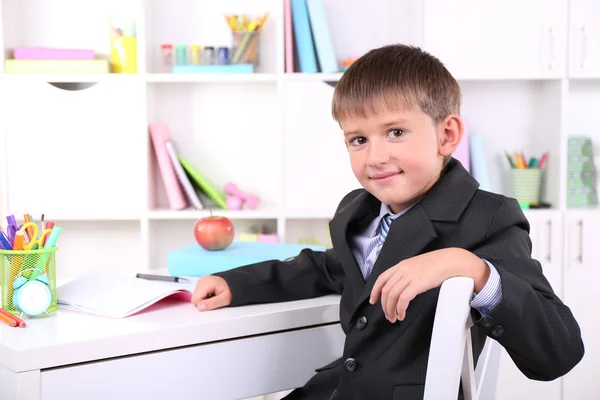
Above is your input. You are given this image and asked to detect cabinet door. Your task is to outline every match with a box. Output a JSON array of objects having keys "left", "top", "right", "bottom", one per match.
[
  {"left": 495, "top": 211, "right": 562, "bottom": 400},
  {"left": 569, "top": 0, "right": 600, "bottom": 78},
  {"left": 563, "top": 211, "right": 600, "bottom": 400},
  {"left": 422, "top": 0, "right": 568, "bottom": 79},
  {"left": 1, "top": 79, "right": 146, "bottom": 219}
]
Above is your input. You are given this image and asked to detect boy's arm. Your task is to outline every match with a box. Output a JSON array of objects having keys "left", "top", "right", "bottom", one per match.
[
  {"left": 212, "top": 247, "right": 344, "bottom": 306},
  {"left": 470, "top": 198, "right": 584, "bottom": 381}
]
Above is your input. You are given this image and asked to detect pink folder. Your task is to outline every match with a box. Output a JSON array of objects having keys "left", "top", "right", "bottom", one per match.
[
  {"left": 149, "top": 123, "right": 188, "bottom": 210},
  {"left": 284, "top": 0, "right": 294, "bottom": 72}
]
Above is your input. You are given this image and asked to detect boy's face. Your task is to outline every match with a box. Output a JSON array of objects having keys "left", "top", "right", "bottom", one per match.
[{"left": 340, "top": 107, "right": 463, "bottom": 214}]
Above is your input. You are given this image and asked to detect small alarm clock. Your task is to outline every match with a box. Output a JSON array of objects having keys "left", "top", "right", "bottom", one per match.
[{"left": 13, "top": 268, "right": 52, "bottom": 317}]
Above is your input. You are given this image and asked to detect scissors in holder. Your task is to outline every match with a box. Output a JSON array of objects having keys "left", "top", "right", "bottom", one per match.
[{"left": 19, "top": 222, "right": 52, "bottom": 251}]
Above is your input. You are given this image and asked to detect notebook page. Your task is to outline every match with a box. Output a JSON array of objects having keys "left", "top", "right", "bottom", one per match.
[{"left": 57, "top": 271, "right": 193, "bottom": 318}]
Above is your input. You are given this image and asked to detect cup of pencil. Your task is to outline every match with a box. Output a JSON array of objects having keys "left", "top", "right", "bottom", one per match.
[
  {"left": 225, "top": 13, "right": 268, "bottom": 67},
  {"left": 506, "top": 151, "right": 548, "bottom": 206}
]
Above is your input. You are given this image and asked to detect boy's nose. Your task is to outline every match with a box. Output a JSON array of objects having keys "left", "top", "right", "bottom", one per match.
[{"left": 367, "top": 141, "right": 390, "bottom": 166}]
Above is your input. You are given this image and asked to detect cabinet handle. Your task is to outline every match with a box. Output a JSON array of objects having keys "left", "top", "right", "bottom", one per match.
[
  {"left": 577, "top": 220, "right": 584, "bottom": 264},
  {"left": 548, "top": 26, "right": 556, "bottom": 69},
  {"left": 580, "top": 25, "right": 588, "bottom": 69},
  {"left": 546, "top": 219, "right": 552, "bottom": 263}
]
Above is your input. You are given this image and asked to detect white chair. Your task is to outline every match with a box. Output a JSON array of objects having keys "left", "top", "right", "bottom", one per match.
[{"left": 424, "top": 277, "right": 501, "bottom": 400}]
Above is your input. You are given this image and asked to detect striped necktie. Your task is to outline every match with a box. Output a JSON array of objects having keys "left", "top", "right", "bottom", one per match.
[{"left": 377, "top": 213, "right": 392, "bottom": 252}]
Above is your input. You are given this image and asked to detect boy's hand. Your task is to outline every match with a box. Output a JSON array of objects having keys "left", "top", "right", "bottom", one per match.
[
  {"left": 369, "top": 248, "right": 487, "bottom": 323},
  {"left": 191, "top": 276, "right": 232, "bottom": 311}
]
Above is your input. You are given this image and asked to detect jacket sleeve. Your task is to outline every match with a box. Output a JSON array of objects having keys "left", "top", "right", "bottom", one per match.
[
  {"left": 212, "top": 247, "right": 344, "bottom": 306},
  {"left": 470, "top": 198, "right": 584, "bottom": 381},
  {"left": 211, "top": 190, "right": 363, "bottom": 307}
]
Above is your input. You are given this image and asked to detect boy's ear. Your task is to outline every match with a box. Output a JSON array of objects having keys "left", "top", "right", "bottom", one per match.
[{"left": 437, "top": 114, "right": 464, "bottom": 157}]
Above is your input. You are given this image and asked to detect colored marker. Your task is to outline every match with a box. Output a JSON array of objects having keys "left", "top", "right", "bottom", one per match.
[
  {"left": 32, "top": 226, "right": 62, "bottom": 279},
  {"left": 0, "top": 229, "right": 12, "bottom": 250},
  {"left": 538, "top": 152, "right": 549, "bottom": 169},
  {"left": 43, "top": 222, "right": 55, "bottom": 246},
  {"left": 12, "top": 231, "right": 25, "bottom": 251}
]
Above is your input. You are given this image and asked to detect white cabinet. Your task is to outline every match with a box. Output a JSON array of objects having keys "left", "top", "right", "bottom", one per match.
[
  {"left": 422, "top": 0, "right": 568, "bottom": 80},
  {"left": 563, "top": 211, "right": 600, "bottom": 400},
  {"left": 569, "top": 0, "right": 600, "bottom": 78},
  {"left": 495, "top": 210, "right": 563, "bottom": 400}
]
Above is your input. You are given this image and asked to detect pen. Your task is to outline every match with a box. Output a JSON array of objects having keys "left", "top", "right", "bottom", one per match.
[
  {"left": 0, "top": 308, "right": 25, "bottom": 327},
  {"left": 136, "top": 273, "right": 185, "bottom": 283}
]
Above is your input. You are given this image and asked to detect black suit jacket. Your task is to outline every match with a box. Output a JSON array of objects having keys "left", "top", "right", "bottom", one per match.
[{"left": 214, "top": 159, "right": 584, "bottom": 400}]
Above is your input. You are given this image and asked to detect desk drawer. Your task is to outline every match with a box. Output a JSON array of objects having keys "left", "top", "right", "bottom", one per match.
[{"left": 40, "top": 324, "right": 345, "bottom": 400}]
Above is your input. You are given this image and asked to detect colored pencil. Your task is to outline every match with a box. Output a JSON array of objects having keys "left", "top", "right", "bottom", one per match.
[
  {"left": 0, "top": 308, "right": 25, "bottom": 327},
  {"left": 0, "top": 311, "right": 17, "bottom": 327}
]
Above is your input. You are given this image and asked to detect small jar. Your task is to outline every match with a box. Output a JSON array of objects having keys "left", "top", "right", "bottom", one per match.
[
  {"left": 218, "top": 47, "right": 229, "bottom": 65},
  {"left": 175, "top": 45, "right": 187, "bottom": 65},
  {"left": 189, "top": 45, "right": 201, "bottom": 65},
  {"left": 160, "top": 44, "right": 173, "bottom": 69},
  {"left": 203, "top": 46, "right": 215, "bottom": 65}
]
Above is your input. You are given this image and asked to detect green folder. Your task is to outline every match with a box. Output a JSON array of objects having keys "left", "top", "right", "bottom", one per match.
[{"left": 177, "top": 156, "right": 228, "bottom": 210}]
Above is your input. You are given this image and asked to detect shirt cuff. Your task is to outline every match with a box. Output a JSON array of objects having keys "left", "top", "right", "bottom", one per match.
[{"left": 470, "top": 260, "right": 503, "bottom": 316}]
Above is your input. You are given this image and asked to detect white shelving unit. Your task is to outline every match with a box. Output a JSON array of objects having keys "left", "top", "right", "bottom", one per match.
[{"left": 1, "top": 1, "right": 600, "bottom": 399}]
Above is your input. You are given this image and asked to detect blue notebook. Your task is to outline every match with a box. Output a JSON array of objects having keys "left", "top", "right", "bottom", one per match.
[{"left": 168, "top": 241, "right": 326, "bottom": 277}]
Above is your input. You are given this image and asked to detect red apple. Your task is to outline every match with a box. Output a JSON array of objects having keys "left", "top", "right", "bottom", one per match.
[{"left": 194, "top": 211, "right": 235, "bottom": 251}]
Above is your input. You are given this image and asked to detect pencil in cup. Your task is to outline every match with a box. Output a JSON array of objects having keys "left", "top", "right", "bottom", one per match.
[{"left": 231, "top": 31, "right": 260, "bottom": 65}]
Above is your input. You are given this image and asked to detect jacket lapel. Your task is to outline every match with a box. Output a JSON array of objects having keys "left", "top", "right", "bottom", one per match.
[{"left": 329, "top": 191, "right": 380, "bottom": 288}]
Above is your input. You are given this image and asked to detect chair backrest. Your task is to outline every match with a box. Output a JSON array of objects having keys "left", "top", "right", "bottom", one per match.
[{"left": 423, "top": 277, "right": 501, "bottom": 400}]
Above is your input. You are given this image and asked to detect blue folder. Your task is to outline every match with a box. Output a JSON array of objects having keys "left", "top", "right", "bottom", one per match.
[{"left": 168, "top": 241, "right": 326, "bottom": 277}]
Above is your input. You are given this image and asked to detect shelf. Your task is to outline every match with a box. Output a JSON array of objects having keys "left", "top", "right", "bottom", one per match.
[
  {"left": 0, "top": 73, "right": 278, "bottom": 84},
  {"left": 147, "top": 208, "right": 281, "bottom": 220},
  {"left": 0, "top": 73, "right": 139, "bottom": 83},
  {"left": 284, "top": 73, "right": 344, "bottom": 83},
  {"left": 145, "top": 73, "right": 277, "bottom": 83},
  {"left": 33, "top": 214, "right": 142, "bottom": 222}
]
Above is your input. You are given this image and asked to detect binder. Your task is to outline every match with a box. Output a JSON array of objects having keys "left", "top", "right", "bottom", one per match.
[{"left": 148, "top": 123, "right": 188, "bottom": 210}]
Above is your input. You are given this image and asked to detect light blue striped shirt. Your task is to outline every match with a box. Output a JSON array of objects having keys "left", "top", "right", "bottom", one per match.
[{"left": 350, "top": 203, "right": 502, "bottom": 316}]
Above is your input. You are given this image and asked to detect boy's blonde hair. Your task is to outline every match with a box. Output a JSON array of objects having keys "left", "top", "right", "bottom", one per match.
[{"left": 331, "top": 44, "right": 461, "bottom": 166}]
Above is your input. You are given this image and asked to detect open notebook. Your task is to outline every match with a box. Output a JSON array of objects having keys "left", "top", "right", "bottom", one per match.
[{"left": 57, "top": 272, "right": 197, "bottom": 318}]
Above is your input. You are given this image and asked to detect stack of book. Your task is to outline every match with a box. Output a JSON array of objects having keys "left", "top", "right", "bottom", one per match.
[{"left": 567, "top": 136, "right": 598, "bottom": 207}]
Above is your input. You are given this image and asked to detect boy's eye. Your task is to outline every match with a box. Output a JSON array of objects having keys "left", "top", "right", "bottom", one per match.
[
  {"left": 350, "top": 137, "right": 367, "bottom": 146},
  {"left": 387, "top": 129, "right": 405, "bottom": 138}
]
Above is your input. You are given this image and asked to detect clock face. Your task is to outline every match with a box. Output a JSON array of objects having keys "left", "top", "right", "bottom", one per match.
[{"left": 19, "top": 281, "right": 51, "bottom": 315}]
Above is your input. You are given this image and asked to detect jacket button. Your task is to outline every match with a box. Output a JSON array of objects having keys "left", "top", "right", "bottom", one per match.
[
  {"left": 355, "top": 316, "right": 368, "bottom": 330},
  {"left": 344, "top": 358, "right": 358, "bottom": 373},
  {"left": 491, "top": 325, "right": 504, "bottom": 337},
  {"left": 481, "top": 316, "right": 493, "bottom": 328}
]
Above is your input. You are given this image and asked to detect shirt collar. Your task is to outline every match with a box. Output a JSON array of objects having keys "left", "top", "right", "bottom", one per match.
[{"left": 368, "top": 201, "right": 417, "bottom": 237}]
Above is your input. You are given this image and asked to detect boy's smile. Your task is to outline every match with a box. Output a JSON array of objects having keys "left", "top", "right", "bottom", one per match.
[{"left": 341, "top": 108, "right": 462, "bottom": 214}]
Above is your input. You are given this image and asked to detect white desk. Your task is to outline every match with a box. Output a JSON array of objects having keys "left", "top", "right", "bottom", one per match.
[{"left": 0, "top": 295, "right": 344, "bottom": 400}]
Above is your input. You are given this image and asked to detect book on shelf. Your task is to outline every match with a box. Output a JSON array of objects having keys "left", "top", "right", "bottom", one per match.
[
  {"left": 149, "top": 122, "right": 230, "bottom": 211},
  {"left": 286, "top": 0, "right": 338, "bottom": 73}
]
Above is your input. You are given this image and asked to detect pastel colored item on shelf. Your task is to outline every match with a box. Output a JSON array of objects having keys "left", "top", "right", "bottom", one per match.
[
  {"left": 14, "top": 47, "right": 95, "bottom": 60},
  {"left": 224, "top": 182, "right": 260, "bottom": 209}
]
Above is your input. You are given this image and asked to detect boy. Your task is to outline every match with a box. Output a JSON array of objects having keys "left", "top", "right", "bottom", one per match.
[{"left": 191, "top": 44, "right": 584, "bottom": 399}]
